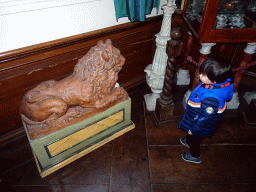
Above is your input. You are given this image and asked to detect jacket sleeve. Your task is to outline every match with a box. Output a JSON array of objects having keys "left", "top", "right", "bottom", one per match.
[{"left": 189, "top": 97, "right": 220, "bottom": 137}]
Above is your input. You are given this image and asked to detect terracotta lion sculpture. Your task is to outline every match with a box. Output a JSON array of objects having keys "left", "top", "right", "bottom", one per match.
[{"left": 20, "top": 39, "right": 128, "bottom": 128}]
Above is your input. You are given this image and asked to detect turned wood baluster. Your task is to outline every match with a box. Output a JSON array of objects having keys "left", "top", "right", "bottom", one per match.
[
  {"left": 152, "top": 28, "right": 183, "bottom": 126},
  {"left": 219, "top": 44, "right": 227, "bottom": 56},
  {"left": 161, "top": 29, "right": 183, "bottom": 104},
  {"left": 234, "top": 43, "right": 256, "bottom": 91},
  {"left": 182, "top": 31, "right": 194, "bottom": 70}
]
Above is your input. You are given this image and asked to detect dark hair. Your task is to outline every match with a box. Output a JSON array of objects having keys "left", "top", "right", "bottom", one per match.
[{"left": 200, "top": 55, "right": 232, "bottom": 83}]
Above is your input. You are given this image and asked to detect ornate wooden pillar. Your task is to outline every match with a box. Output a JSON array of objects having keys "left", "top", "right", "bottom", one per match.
[
  {"left": 175, "top": 31, "right": 193, "bottom": 86},
  {"left": 152, "top": 28, "right": 183, "bottom": 126},
  {"left": 227, "top": 42, "right": 256, "bottom": 109},
  {"left": 234, "top": 42, "right": 256, "bottom": 91},
  {"left": 219, "top": 44, "right": 227, "bottom": 56},
  {"left": 182, "top": 31, "right": 194, "bottom": 70}
]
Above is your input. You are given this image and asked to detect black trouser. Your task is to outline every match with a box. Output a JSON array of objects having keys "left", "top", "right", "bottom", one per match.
[{"left": 186, "top": 134, "right": 204, "bottom": 158}]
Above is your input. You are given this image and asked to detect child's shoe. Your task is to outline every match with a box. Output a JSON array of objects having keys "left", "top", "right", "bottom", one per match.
[
  {"left": 181, "top": 152, "right": 202, "bottom": 164},
  {"left": 180, "top": 137, "right": 189, "bottom": 148}
]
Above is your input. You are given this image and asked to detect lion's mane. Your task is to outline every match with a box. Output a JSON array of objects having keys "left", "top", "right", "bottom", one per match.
[{"left": 73, "top": 39, "right": 126, "bottom": 99}]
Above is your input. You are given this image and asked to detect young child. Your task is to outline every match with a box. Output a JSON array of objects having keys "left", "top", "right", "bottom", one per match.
[{"left": 179, "top": 55, "right": 234, "bottom": 164}]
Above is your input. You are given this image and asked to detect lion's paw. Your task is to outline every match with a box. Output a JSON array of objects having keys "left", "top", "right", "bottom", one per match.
[
  {"left": 95, "top": 99, "right": 107, "bottom": 108},
  {"left": 113, "top": 87, "right": 125, "bottom": 97}
]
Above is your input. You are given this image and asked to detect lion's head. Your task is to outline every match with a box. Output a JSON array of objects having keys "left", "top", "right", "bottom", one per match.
[{"left": 73, "top": 39, "right": 125, "bottom": 99}]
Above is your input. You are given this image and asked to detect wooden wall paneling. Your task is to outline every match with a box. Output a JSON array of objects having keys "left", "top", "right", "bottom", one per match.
[{"left": 0, "top": 16, "right": 163, "bottom": 145}]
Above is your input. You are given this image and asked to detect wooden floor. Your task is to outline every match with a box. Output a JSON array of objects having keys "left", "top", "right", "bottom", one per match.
[{"left": 1, "top": 81, "right": 256, "bottom": 192}]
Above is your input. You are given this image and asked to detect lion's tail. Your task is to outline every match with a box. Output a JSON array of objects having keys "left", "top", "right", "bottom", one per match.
[
  {"left": 25, "top": 93, "right": 55, "bottom": 103},
  {"left": 21, "top": 114, "right": 46, "bottom": 125}
]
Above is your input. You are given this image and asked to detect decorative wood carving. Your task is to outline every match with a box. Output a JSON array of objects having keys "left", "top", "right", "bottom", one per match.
[
  {"left": 152, "top": 28, "right": 183, "bottom": 126},
  {"left": 219, "top": 44, "right": 227, "bottom": 56},
  {"left": 181, "top": 31, "right": 193, "bottom": 70},
  {"left": 234, "top": 52, "right": 254, "bottom": 91},
  {"left": 20, "top": 39, "right": 128, "bottom": 139}
]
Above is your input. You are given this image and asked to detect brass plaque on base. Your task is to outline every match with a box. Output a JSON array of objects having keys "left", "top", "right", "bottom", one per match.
[{"left": 22, "top": 98, "right": 135, "bottom": 178}]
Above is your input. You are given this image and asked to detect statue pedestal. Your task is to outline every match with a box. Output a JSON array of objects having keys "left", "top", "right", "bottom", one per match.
[{"left": 23, "top": 98, "right": 135, "bottom": 178}]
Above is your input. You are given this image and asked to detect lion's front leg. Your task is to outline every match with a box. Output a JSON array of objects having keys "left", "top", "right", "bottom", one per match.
[{"left": 95, "top": 87, "right": 128, "bottom": 108}]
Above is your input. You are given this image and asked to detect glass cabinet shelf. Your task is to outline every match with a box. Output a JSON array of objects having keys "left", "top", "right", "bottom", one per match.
[{"left": 183, "top": 0, "right": 256, "bottom": 43}]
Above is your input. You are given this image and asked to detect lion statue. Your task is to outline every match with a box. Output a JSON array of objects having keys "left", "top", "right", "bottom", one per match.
[{"left": 20, "top": 39, "right": 128, "bottom": 130}]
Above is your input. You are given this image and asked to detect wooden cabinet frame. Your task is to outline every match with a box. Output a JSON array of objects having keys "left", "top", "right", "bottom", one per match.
[{"left": 182, "top": 0, "right": 256, "bottom": 43}]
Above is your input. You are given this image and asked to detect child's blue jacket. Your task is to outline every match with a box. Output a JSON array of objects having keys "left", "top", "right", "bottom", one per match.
[{"left": 179, "top": 77, "right": 234, "bottom": 137}]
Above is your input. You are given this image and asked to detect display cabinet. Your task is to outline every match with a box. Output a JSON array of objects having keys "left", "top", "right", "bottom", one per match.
[
  {"left": 182, "top": 0, "right": 256, "bottom": 43},
  {"left": 179, "top": 0, "right": 256, "bottom": 109}
]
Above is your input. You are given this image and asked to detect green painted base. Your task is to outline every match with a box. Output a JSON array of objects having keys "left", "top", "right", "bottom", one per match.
[{"left": 22, "top": 98, "right": 134, "bottom": 178}]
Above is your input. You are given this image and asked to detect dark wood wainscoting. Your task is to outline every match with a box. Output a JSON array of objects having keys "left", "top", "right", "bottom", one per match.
[{"left": 0, "top": 16, "right": 164, "bottom": 145}]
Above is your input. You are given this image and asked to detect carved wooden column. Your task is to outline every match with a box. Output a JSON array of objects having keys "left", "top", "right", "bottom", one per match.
[
  {"left": 228, "top": 42, "right": 256, "bottom": 109},
  {"left": 183, "top": 43, "right": 215, "bottom": 108},
  {"left": 234, "top": 42, "right": 256, "bottom": 91},
  {"left": 182, "top": 31, "right": 194, "bottom": 70},
  {"left": 175, "top": 31, "right": 193, "bottom": 86},
  {"left": 152, "top": 28, "right": 183, "bottom": 126},
  {"left": 219, "top": 44, "right": 227, "bottom": 56}
]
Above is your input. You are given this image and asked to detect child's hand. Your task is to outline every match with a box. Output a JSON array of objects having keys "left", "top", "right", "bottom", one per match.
[{"left": 188, "top": 130, "right": 192, "bottom": 135}]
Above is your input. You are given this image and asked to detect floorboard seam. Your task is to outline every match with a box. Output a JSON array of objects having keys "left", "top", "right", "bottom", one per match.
[
  {"left": 109, "top": 136, "right": 115, "bottom": 192},
  {"left": 143, "top": 101, "right": 153, "bottom": 192}
]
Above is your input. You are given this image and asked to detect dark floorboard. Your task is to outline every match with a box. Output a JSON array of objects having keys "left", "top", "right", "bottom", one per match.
[{"left": 1, "top": 80, "right": 256, "bottom": 192}]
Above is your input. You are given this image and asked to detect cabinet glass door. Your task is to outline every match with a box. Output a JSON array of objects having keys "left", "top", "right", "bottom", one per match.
[{"left": 215, "top": 0, "right": 256, "bottom": 29}]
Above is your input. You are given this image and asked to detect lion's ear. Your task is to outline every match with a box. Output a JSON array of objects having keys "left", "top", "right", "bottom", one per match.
[
  {"left": 105, "top": 43, "right": 113, "bottom": 54},
  {"left": 101, "top": 50, "right": 109, "bottom": 62},
  {"left": 105, "top": 39, "right": 112, "bottom": 44},
  {"left": 97, "top": 40, "right": 104, "bottom": 46}
]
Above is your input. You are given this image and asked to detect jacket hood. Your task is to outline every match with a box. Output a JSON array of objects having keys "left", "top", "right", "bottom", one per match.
[{"left": 200, "top": 76, "right": 234, "bottom": 102}]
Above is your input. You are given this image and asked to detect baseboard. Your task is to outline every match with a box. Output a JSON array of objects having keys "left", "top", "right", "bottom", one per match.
[{"left": 0, "top": 127, "right": 25, "bottom": 146}]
